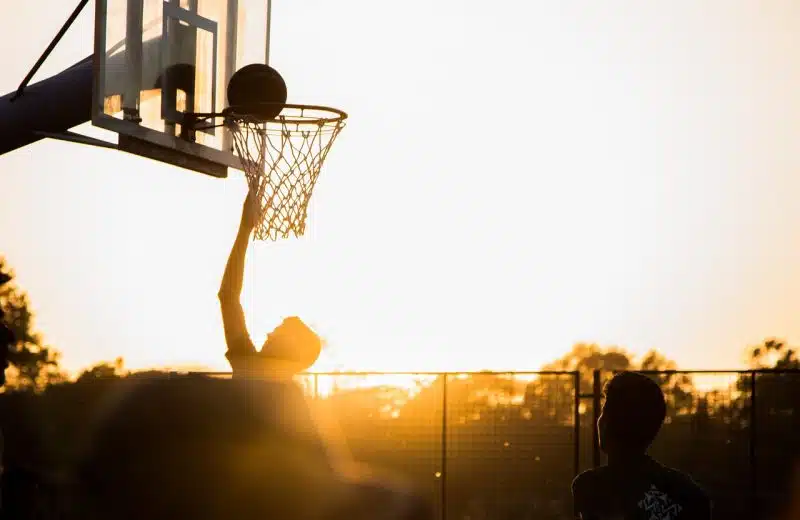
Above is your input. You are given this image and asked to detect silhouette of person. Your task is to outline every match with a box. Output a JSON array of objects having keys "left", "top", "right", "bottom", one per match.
[
  {"left": 219, "top": 190, "right": 322, "bottom": 379},
  {"left": 73, "top": 374, "right": 432, "bottom": 520},
  {"left": 572, "top": 371, "right": 712, "bottom": 520}
]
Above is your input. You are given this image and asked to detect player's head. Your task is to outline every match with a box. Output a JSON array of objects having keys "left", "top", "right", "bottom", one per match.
[
  {"left": 262, "top": 316, "right": 322, "bottom": 373},
  {"left": 597, "top": 371, "right": 666, "bottom": 457},
  {"left": 74, "top": 375, "right": 340, "bottom": 520}
]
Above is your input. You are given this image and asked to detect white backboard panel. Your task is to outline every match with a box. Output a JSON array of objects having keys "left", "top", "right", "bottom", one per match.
[{"left": 93, "top": 0, "right": 269, "bottom": 176}]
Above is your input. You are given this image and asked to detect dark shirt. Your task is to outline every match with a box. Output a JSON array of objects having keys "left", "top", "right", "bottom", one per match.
[{"left": 572, "top": 456, "right": 712, "bottom": 520}]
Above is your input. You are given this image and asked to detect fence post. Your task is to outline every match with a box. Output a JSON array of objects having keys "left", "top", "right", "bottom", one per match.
[
  {"left": 592, "top": 370, "right": 602, "bottom": 468},
  {"left": 573, "top": 371, "right": 582, "bottom": 520},
  {"left": 750, "top": 371, "right": 757, "bottom": 520},
  {"left": 573, "top": 371, "right": 581, "bottom": 478},
  {"left": 441, "top": 374, "right": 448, "bottom": 520}
]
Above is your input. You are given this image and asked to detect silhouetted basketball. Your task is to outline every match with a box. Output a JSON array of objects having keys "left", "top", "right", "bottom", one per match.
[
  {"left": 227, "top": 63, "right": 288, "bottom": 121},
  {"left": 153, "top": 63, "right": 196, "bottom": 93}
]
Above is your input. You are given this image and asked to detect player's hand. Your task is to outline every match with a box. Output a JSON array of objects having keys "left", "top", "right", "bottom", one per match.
[{"left": 240, "top": 189, "right": 260, "bottom": 231}]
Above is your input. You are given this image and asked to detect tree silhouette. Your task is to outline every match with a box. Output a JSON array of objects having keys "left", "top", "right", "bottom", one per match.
[
  {"left": 540, "top": 343, "right": 632, "bottom": 389},
  {"left": 0, "top": 257, "right": 64, "bottom": 390},
  {"left": 638, "top": 350, "right": 695, "bottom": 415},
  {"left": 734, "top": 339, "right": 800, "bottom": 517},
  {"left": 75, "top": 357, "right": 126, "bottom": 382},
  {"left": 747, "top": 338, "right": 799, "bottom": 370}
]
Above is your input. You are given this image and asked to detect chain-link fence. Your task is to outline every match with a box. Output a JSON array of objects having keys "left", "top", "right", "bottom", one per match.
[
  {"left": 0, "top": 368, "right": 797, "bottom": 520},
  {"left": 294, "top": 371, "right": 581, "bottom": 520},
  {"left": 588, "top": 369, "right": 800, "bottom": 520},
  {"left": 293, "top": 369, "right": 798, "bottom": 520}
]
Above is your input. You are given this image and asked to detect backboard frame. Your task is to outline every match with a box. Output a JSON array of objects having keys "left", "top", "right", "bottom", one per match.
[
  {"left": 160, "top": 1, "right": 218, "bottom": 135},
  {"left": 91, "top": 0, "right": 270, "bottom": 177}
]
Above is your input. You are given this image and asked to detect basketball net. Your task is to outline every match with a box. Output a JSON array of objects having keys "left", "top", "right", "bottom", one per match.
[{"left": 227, "top": 105, "right": 347, "bottom": 241}]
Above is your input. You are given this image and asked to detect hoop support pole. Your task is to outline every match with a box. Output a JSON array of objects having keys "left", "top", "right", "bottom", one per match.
[{"left": 32, "top": 130, "right": 117, "bottom": 149}]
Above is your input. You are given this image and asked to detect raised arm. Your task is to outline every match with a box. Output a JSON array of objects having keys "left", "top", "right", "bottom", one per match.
[{"left": 218, "top": 190, "right": 260, "bottom": 360}]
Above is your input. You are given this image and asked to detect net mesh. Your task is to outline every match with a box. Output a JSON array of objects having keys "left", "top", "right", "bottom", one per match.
[{"left": 227, "top": 106, "right": 346, "bottom": 241}]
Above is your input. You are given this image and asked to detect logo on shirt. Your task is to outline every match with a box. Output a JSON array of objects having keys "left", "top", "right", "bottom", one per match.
[{"left": 638, "top": 485, "right": 683, "bottom": 520}]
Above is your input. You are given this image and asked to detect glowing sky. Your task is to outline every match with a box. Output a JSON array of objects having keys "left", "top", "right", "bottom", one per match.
[{"left": 2, "top": 0, "right": 800, "bottom": 375}]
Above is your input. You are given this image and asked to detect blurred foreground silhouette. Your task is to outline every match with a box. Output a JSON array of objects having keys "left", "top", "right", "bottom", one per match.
[{"left": 27, "top": 374, "right": 431, "bottom": 520}]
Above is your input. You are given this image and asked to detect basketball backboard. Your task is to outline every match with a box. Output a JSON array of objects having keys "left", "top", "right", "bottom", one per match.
[{"left": 92, "top": 0, "right": 270, "bottom": 177}]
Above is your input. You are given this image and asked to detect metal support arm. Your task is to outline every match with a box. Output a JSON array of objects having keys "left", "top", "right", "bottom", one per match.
[{"left": 10, "top": 0, "right": 91, "bottom": 101}]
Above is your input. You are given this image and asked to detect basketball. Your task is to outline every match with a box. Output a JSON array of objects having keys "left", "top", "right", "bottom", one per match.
[
  {"left": 153, "top": 63, "right": 196, "bottom": 93},
  {"left": 227, "top": 63, "right": 288, "bottom": 121}
]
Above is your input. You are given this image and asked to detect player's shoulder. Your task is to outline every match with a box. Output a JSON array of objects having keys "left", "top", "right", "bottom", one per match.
[
  {"left": 658, "top": 463, "right": 707, "bottom": 491},
  {"left": 572, "top": 465, "right": 611, "bottom": 495},
  {"left": 652, "top": 460, "right": 711, "bottom": 505}
]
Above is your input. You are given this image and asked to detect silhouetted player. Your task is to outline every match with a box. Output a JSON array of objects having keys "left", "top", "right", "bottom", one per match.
[
  {"left": 572, "top": 371, "right": 712, "bottom": 520},
  {"left": 219, "top": 190, "right": 322, "bottom": 378}
]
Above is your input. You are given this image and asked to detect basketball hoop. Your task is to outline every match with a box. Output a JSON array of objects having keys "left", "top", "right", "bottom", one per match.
[
  {"left": 224, "top": 103, "right": 347, "bottom": 241},
  {"left": 186, "top": 102, "right": 347, "bottom": 241}
]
